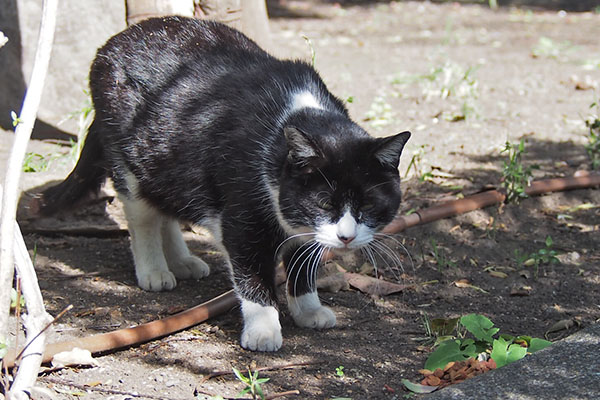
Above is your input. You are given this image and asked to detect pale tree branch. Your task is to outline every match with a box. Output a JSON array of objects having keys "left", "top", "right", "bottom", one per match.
[
  {"left": 0, "top": 0, "right": 59, "bottom": 398},
  {"left": 7, "top": 222, "right": 53, "bottom": 400}
]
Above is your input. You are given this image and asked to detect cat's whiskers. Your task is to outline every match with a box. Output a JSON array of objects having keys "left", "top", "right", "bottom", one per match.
[
  {"left": 374, "top": 233, "right": 415, "bottom": 271},
  {"left": 367, "top": 240, "right": 404, "bottom": 281},
  {"left": 274, "top": 232, "right": 317, "bottom": 260},
  {"left": 286, "top": 240, "right": 321, "bottom": 298},
  {"left": 365, "top": 180, "right": 395, "bottom": 193}
]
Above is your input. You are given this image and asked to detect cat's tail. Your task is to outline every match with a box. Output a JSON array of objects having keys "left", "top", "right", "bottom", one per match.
[{"left": 32, "top": 119, "right": 107, "bottom": 216}]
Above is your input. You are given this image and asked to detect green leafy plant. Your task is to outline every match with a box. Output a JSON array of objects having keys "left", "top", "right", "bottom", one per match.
[
  {"left": 501, "top": 138, "right": 537, "bottom": 203},
  {"left": 335, "top": 365, "right": 345, "bottom": 377},
  {"left": 584, "top": 99, "right": 600, "bottom": 169},
  {"left": 391, "top": 61, "right": 480, "bottom": 121},
  {"left": 232, "top": 367, "right": 270, "bottom": 400},
  {"left": 424, "top": 314, "right": 552, "bottom": 371},
  {"left": 522, "top": 235, "right": 560, "bottom": 278}
]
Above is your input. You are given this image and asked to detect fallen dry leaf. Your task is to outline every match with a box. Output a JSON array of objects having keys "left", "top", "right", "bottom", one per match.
[
  {"left": 344, "top": 272, "right": 405, "bottom": 296},
  {"left": 316, "top": 272, "right": 350, "bottom": 293}
]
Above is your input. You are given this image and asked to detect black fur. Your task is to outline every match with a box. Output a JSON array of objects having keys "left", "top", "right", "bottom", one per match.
[{"left": 38, "top": 16, "right": 410, "bottom": 324}]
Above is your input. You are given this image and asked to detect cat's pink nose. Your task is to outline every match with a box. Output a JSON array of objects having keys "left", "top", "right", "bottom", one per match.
[{"left": 338, "top": 234, "right": 355, "bottom": 245}]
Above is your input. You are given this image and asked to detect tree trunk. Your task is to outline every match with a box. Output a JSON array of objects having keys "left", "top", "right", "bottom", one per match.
[{"left": 125, "top": 0, "right": 271, "bottom": 50}]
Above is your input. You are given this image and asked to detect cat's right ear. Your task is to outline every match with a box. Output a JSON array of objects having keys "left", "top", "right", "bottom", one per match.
[{"left": 284, "top": 126, "right": 325, "bottom": 171}]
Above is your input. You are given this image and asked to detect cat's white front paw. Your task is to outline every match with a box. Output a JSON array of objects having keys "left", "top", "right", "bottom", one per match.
[
  {"left": 293, "top": 305, "right": 336, "bottom": 329},
  {"left": 240, "top": 300, "right": 282, "bottom": 352},
  {"left": 288, "top": 292, "right": 337, "bottom": 329},
  {"left": 137, "top": 269, "right": 177, "bottom": 291},
  {"left": 169, "top": 255, "right": 210, "bottom": 280}
]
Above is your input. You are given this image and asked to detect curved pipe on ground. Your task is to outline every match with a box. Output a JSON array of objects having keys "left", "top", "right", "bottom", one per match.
[{"left": 3, "top": 172, "right": 599, "bottom": 369}]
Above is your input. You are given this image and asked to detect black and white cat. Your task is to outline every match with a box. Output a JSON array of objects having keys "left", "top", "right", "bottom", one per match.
[{"left": 37, "top": 16, "right": 410, "bottom": 351}]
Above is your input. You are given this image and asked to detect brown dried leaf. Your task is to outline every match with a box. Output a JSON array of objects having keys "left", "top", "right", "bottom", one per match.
[{"left": 344, "top": 272, "right": 405, "bottom": 296}]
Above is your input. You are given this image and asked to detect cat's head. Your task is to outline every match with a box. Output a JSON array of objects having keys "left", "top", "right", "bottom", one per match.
[{"left": 277, "top": 115, "right": 410, "bottom": 251}]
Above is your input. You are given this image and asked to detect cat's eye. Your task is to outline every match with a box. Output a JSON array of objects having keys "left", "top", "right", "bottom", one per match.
[
  {"left": 318, "top": 199, "right": 333, "bottom": 210},
  {"left": 361, "top": 203, "right": 374, "bottom": 211}
]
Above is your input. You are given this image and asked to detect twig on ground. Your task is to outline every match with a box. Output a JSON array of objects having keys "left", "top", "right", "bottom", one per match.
[
  {"left": 194, "top": 387, "right": 300, "bottom": 400},
  {"left": 199, "top": 361, "right": 320, "bottom": 384},
  {"left": 14, "top": 304, "right": 72, "bottom": 363}
]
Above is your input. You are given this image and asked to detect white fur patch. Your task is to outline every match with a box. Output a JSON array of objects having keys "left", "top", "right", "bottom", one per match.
[
  {"left": 121, "top": 195, "right": 177, "bottom": 291},
  {"left": 120, "top": 171, "right": 209, "bottom": 291},
  {"left": 266, "top": 182, "right": 299, "bottom": 235},
  {"left": 287, "top": 292, "right": 336, "bottom": 329},
  {"left": 291, "top": 91, "right": 323, "bottom": 111},
  {"left": 240, "top": 300, "right": 282, "bottom": 351},
  {"left": 162, "top": 218, "right": 210, "bottom": 279}
]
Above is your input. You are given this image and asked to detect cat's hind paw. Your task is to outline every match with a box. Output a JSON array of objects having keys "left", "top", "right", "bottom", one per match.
[
  {"left": 288, "top": 292, "right": 337, "bottom": 329},
  {"left": 137, "top": 269, "right": 177, "bottom": 292},
  {"left": 240, "top": 301, "right": 282, "bottom": 352},
  {"left": 169, "top": 255, "right": 210, "bottom": 280}
]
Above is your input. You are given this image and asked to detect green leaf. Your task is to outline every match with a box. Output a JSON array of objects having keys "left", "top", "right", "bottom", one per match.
[
  {"left": 545, "top": 235, "right": 553, "bottom": 248},
  {"left": 424, "top": 339, "right": 477, "bottom": 371},
  {"left": 0, "top": 342, "right": 7, "bottom": 360},
  {"left": 529, "top": 338, "right": 552, "bottom": 353},
  {"left": 460, "top": 314, "right": 499, "bottom": 343},
  {"left": 491, "top": 337, "right": 527, "bottom": 368},
  {"left": 401, "top": 378, "right": 439, "bottom": 393},
  {"left": 232, "top": 367, "right": 249, "bottom": 384},
  {"left": 255, "top": 384, "right": 265, "bottom": 399}
]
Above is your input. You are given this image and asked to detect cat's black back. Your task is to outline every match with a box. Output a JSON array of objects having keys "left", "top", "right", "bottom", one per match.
[{"left": 92, "top": 17, "right": 349, "bottom": 223}]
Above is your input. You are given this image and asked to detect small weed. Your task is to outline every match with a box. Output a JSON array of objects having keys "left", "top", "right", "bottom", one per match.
[
  {"left": 584, "top": 99, "right": 600, "bottom": 169},
  {"left": 429, "top": 239, "right": 457, "bottom": 271},
  {"left": 404, "top": 144, "right": 432, "bottom": 180},
  {"left": 500, "top": 138, "right": 537, "bottom": 203},
  {"left": 232, "top": 367, "right": 269, "bottom": 400},
  {"left": 423, "top": 314, "right": 552, "bottom": 371},
  {"left": 22, "top": 152, "right": 52, "bottom": 172},
  {"left": 60, "top": 91, "right": 94, "bottom": 163},
  {"left": 335, "top": 365, "right": 345, "bottom": 377},
  {"left": 11, "top": 110, "right": 23, "bottom": 127},
  {"left": 531, "top": 37, "right": 575, "bottom": 61},
  {"left": 392, "top": 61, "right": 479, "bottom": 121},
  {"left": 522, "top": 236, "right": 560, "bottom": 278},
  {"left": 364, "top": 94, "right": 395, "bottom": 129},
  {"left": 302, "top": 35, "right": 316, "bottom": 67}
]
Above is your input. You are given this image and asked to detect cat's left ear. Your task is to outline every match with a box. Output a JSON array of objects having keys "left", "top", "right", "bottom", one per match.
[
  {"left": 284, "top": 126, "right": 325, "bottom": 168},
  {"left": 373, "top": 131, "right": 411, "bottom": 168}
]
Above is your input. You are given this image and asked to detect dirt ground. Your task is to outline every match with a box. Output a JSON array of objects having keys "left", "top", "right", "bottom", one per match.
[{"left": 2, "top": 1, "right": 600, "bottom": 399}]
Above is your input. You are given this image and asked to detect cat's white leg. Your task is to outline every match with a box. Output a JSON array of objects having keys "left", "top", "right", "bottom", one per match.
[
  {"left": 162, "top": 218, "right": 210, "bottom": 279},
  {"left": 287, "top": 291, "right": 336, "bottom": 329},
  {"left": 121, "top": 196, "right": 177, "bottom": 291},
  {"left": 240, "top": 299, "right": 282, "bottom": 351}
]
